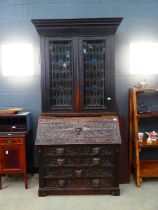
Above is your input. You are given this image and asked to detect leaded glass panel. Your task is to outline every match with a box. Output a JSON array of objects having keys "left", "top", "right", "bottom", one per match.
[
  {"left": 82, "top": 40, "right": 107, "bottom": 109},
  {"left": 49, "top": 41, "right": 73, "bottom": 109}
]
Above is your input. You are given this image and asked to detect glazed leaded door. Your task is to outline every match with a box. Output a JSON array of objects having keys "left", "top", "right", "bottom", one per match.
[
  {"left": 44, "top": 38, "right": 76, "bottom": 112},
  {"left": 43, "top": 36, "right": 114, "bottom": 112},
  {"left": 32, "top": 18, "right": 123, "bottom": 113},
  {"left": 79, "top": 37, "right": 114, "bottom": 111}
]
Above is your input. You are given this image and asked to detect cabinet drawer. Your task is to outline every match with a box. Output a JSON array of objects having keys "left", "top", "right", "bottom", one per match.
[
  {"left": 43, "top": 156, "right": 116, "bottom": 167},
  {"left": 0, "top": 125, "right": 27, "bottom": 132},
  {"left": 43, "top": 177, "right": 118, "bottom": 188},
  {"left": 42, "top": 145, "right": 118, "bottom": 157},
  {"left": 43, "top": 167, "right": 115, "bottom": 178},
  {"left": 0, "top": 138, "right": 23, "bottom": 145}
]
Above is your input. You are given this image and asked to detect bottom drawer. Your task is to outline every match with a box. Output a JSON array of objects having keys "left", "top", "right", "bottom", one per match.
[{"left": 43, "top": 178, "right": 118, "bottom": 188}]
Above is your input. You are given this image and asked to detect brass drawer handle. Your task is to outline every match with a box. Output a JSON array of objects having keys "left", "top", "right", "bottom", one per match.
[
  {"left": 56, "top": 148, "right": 64, "bottom": 155},
  {"left": 92, "top": 158, "right": 100, "bottom": 165},
  {"left": 92, "top": 179, "right": 100, "bottom": 187},
  {"left": 75, "top": 169, "right": 82, "bottom": 177},
  {"left": 7, "top": 139, "right": 14, "bottom": 144},
  {"left": 57, "top": 158, "right": 64, "bottom": 166},
  {"left": 92, "top": 147, "right": 100, "bottom": 154},
  {"left": 58, "top": 179, "right": 65, "bottom": 187}
]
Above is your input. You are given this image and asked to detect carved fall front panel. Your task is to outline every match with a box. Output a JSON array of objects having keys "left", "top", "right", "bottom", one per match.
[{"left": 36, "top": 116, "right": 121, "bottom": 145}]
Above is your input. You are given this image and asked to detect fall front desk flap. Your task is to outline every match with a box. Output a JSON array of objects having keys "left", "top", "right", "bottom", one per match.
[{"left": 35, "top": 115, "right": 121, "bottom": 145}]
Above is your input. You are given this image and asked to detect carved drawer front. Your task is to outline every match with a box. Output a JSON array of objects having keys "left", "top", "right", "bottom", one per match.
[
  {"left": 0, "top": 137, "right": 23, "bottom": 145},
  {"left": 43, "top": 178, "right": 117, "bottom": 188},
  {"left": 43, "top": 146, "right": 91, "bottom": 156},
  {"left": 44, "top": 167, "right": 115, "bottom": 178},
  {"left": 43, "top": 145, "right": 118, "bottom": 157},
  {"left": 101, "top": 145, "right": 118, "bottom": 156},
  {"left": 43, "top": 156, "right": 116, "bottom": 167}
]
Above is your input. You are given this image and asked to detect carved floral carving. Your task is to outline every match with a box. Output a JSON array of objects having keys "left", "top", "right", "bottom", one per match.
[{"left": 36, "top": 116, "right": 121, "bottom": 145}]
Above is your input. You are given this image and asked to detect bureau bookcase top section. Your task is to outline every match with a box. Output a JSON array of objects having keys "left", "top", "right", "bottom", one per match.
[{"left": 32, "top": 18, "right": 123, "bottom": 113}]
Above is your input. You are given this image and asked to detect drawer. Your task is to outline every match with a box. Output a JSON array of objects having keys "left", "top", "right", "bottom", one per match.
[
  {"left": 0, "top": 137, "right": 23, "bottom": 145},
  {"left": 43, "top": 156, "right": 116, "bottom": 167},
  {"left": 0, "top": 125, "right": 27, "bottom": 132},
  {"left": 43, "top": 167, "right": 115, "bottom": 178},
  {"left": 42, "top": 145, "right": 118, "bottom": 157},
  {"left": 43, "top": 178, "right": 118, "bottom": 188}
]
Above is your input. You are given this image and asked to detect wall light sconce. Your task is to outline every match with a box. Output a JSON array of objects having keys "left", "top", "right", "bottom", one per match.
[
  {"left": 1, "top": 43, "right": 34, "bottom": 76},
  {"left": 129, "top": 42, "right": 158, "bottom": 75}
]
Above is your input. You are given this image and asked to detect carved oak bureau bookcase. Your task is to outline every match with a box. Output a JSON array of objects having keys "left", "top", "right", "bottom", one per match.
[{"left": 32, "top": 18, "right": 123, "bottom": 196}]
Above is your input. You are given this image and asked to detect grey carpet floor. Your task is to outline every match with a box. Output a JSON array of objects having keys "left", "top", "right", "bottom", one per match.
[{"left": 0, "top": 174, "right": 158, "bottom": 210}]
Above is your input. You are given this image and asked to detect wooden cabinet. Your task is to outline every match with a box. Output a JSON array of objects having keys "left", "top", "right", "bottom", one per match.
[
  {"left": 32, "top": 18, "right": 123, "bottom": 113},
  {"left": 32, "top": 18, "right": 123, "bottom": 196},
  {"left": 36, "top": 115, "right": 121, "bottom": 196},
  {"left": 129, "top": 88, "right": 158, "bottom": 186},
  {"left": 0, "top": 134, "right": 27, "bottom": 189},
  {"left": 0, "top": 112, "right": 33, "bottom": 189}
]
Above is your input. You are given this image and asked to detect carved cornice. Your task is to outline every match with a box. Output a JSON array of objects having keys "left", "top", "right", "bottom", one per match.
[{"left": 32, "top": 18, "right": 123, "bottom": 36}]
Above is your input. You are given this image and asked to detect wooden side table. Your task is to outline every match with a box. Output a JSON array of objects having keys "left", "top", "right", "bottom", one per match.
[{"left": 0, "top": 133, "right": 27, "bottom": 189}]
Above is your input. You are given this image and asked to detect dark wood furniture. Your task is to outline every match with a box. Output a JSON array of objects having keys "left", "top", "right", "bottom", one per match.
[
  {"left": 36, "top": 115, "right": 121, "bottom": 196},
  {"left": 129, "top": 88, "right": 158, "bottom": 186},
  {"left": 0, "top": 133, "right": 27, "bottom": 189},
  {"left": 32, "top": 18, "right": 123, "bottom": 196},
  {"left": 32, "top": 18, "right": 123, "bottom": 113},
  {"left": 0, "top": 112, "right": 32, "bottom": 189}
]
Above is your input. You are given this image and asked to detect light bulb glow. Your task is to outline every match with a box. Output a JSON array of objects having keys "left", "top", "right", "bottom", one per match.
[
  {"left": 1, "top": 43, "right": 34, "bottom": 76},
  {"left": 129, "top": 42, "right": 158, "bottom": 74}
]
